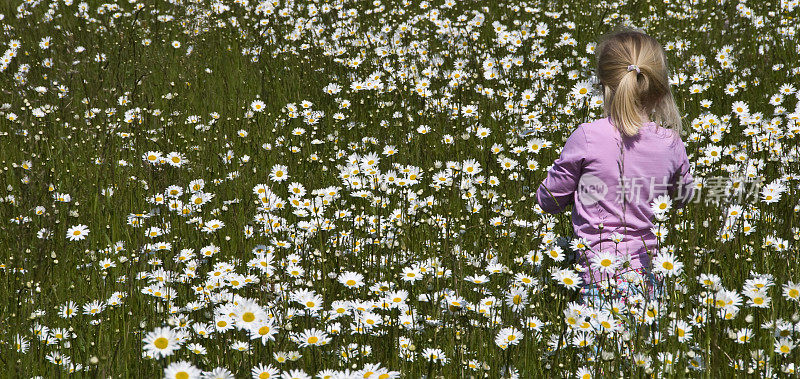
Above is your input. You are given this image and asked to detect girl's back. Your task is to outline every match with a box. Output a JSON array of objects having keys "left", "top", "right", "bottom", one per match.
[
  {"left": 536, "top": 117, "right": 692, "bottom": 284},
  {"left": 580, "top": 115, "right": 692, "bottom": 232}
]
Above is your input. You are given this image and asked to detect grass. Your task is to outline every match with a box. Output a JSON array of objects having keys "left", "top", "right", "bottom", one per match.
[{"left": 0, "top": 0, "right": 799, "bottom": 377}]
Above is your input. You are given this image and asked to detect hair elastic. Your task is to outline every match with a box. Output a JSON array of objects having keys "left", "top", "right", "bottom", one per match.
[{"left": 627, "top": 64, "right": 641, "bottom": 74}]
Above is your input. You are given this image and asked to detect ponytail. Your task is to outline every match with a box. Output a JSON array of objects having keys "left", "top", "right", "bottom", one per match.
[{"left": 607, "top": 68, "right": 647, "bottom": 137}]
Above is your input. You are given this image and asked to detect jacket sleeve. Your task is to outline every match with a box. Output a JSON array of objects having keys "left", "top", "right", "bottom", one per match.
[
  {"left": 671, "top": 135, "right": 695, "bottom": 209},
  {"left": 535, "top": 125, "right": 587, "bottom": 214}
]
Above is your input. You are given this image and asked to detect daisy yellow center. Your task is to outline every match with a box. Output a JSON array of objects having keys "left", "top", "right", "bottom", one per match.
[
  {"left": 258, "top": 326, "right": 271, "bottom": 335},
  {"left": 242, "top": 312, "right": 255, "bottom": 322},
  {"left": 659, "top": 203, "right": 667, "bottom": 209},
  {"left": 601, "top": 259, "right": 612, "bottom": 267},
  {"left": 789, "top": 289, "right": 799, "bottom": 298},
  {"left": 176, "top": 372, "right": 189, "bottom": 379},
  {"left": 153, "top": 337, "right": 169, "bottom": 349},
  {"left": 563, "top": 278, "right": 574, "bottom": 285},
  {"left": 781, "top": 346, "right": 790, "bottom": 353},
  {"left": 73, "top": 230, "right": 81, "bottom": 235},
  {"left": 346, "top": 279, "right": 356, "bottom": 286},
  {"left": 259, "top": 373, "right": 272, "bottom": 379},
  {"left": 662, "top": 262, "right": 674, "bottom": 270},
  {"left": 308, "top": 336, "right": 318, "bottom": 344},
  {"left": 508, "top": 335, "right": 516, "bottom": 341}
]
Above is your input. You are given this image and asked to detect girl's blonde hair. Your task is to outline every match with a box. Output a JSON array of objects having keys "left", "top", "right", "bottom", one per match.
[{"left": 595, "top": 25, "right": 684, "bottom": 137}]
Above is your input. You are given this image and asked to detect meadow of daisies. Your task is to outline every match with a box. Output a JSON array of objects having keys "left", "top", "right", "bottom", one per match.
[{"left": 1, "top": 0, "right": 800, "bottom": 377}]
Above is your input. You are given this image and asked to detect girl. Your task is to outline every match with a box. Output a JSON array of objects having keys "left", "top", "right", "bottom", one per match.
[{"left": 535, "top": 26, "right": 695, "bottom": 309}]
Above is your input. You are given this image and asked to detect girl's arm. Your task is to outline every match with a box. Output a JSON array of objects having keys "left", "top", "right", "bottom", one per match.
[{"left": 535, "top": 125, "right": 587, "bottom": 214}]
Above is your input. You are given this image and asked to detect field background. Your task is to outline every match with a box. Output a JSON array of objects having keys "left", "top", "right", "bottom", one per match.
[{"left": 1, "top": 0, "right": 799, "bottom": 377}]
